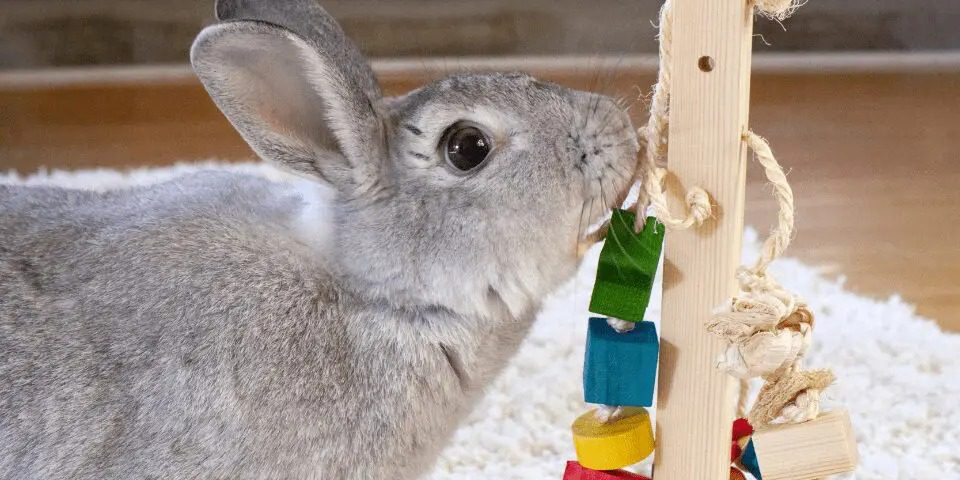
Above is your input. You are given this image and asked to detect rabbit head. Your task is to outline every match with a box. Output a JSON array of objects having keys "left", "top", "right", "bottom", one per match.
[{"left": 192, "top": 0, "right": 639, "bottom": 320}]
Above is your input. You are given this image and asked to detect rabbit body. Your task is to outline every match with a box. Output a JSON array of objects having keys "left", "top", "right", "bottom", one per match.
[
  {"left": 0, "top": 173, "right": 530, "bottom": 479},
  {"left": 0, "top": 0, "right": 639, "bottom": 478}
]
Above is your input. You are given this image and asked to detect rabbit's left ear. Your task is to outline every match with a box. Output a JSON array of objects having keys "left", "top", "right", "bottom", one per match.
[{"left": 191, "top": 0, "right": 385, "bottom": 192}]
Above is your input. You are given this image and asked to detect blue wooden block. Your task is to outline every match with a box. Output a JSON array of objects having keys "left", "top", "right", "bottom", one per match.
[
  {"left": 583, "top": 317, "right": 659, "bottom": 407},
  {"left": 740, "top": 438, "right": 762, "bottom": 480}
]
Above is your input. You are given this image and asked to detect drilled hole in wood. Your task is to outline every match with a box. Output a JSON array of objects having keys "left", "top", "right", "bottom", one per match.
[{"left": 698, "top": 56, "right": 715, "bottom": 72}]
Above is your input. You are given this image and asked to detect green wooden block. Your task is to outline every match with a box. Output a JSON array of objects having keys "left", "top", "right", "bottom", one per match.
[{"left": 588, "top": 210, "right": 664, "bottom": 322}]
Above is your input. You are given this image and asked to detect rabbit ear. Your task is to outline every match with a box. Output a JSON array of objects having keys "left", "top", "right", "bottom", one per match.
[{"left": 191, "top": 0, "right": 385, "bottom": 191}]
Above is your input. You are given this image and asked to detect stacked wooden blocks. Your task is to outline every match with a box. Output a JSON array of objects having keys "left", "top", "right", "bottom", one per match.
[
  {"left": 565, "top": 209, "right": 663, "bottom": 480},
  {"left": 731, "top": 418, "right": 758, "bottom": 479}
]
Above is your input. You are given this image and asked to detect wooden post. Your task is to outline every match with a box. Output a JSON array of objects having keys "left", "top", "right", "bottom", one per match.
[{"left": 653, "top": 0, "right": 754, "bottom": 479}]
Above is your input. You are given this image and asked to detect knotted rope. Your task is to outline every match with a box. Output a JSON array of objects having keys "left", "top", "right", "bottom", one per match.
[
  {"left": 707, "top": 132, "right": 833, "bottom": 426},
  {"left": 634, "top": 0, "right": 712, "bottom": 232},
  {"left": 628, "top": 0, "right": 831, "bottom": 428}
]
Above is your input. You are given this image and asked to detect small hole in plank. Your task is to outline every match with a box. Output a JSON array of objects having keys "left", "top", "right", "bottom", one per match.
[{"left": 698, "top": 56, "right": 715, "bottom": 72}]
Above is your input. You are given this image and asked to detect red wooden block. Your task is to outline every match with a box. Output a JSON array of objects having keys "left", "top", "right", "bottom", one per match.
[
  {"left": 732, "top": 418, "right": 754, "bottom": 441},
  {"left": 732, "top": 417, "right": 753, "bottom": 461},
  {"left": 563, "top": 461, "right": 650, "bottom": 480},
  {"left": 731, "top": 440, "right": 743, "bottom": 461}
]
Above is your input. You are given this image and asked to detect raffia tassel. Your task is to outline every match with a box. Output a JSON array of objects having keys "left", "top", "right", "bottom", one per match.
[
  {"left": 749, "top": 369, "right": 835, "bottom": 427},
  {"left": 708, "top": 296, "right": 813, "bottom": 378},
  {"left": 715, "top": 328, "right": 804, "bottom": 379},
  {"left": 709, "top": 293, "right": 795, "bottom": 338}
]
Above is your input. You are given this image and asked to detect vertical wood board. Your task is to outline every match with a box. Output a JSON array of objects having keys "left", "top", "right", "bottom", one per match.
[{"left": 653, "top": 0, "right": 754, "bottom": 479}]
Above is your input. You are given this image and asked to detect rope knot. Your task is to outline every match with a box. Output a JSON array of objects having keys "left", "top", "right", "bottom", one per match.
[
  {"left": 753, "top": 0, "right": 800, "bottom": 21},
  {"left": 639, "top": 167, "right": 713, "bottom": 231},
  {"left": 685, "top": 187, "right": 712, "bottom": 226},
  {"left": 708, "top": 293, "right": 812, "bottom": 380}
]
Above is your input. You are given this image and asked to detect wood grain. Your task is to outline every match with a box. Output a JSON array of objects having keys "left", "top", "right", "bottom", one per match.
[
  {"left": 1, "top": 56, "right": 958, "bottom": 332},
  {"left": 652, "top": 1, "right": 752, "bottom": 478},
  {"left": 751, "top": 410, "right": 859, "bottom": 480}
]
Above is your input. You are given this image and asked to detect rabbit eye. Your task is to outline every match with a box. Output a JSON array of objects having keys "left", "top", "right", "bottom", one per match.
[{"left": 442, "top": 124, "right": 492, "bottom": 172}]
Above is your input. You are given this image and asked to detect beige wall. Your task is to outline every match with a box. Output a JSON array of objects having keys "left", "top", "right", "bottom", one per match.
[{"left": 2, "top": 0, "right": 959, "bottom": 68}]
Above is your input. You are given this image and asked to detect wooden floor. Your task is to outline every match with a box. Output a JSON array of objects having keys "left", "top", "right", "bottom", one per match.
[{"left": 2, "top": 55, "right": 959, "bottom": 330}]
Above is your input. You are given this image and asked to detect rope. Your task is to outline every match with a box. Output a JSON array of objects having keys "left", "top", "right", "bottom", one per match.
[
  {"left": 606, "top": 317, "right": 636, "bottom": 333},
  {"left": 633, "top": 0, "right": 802, "bottom": 227},
  {"left": 744, "top": 131, "right": 795, "bottom": 274},
  {"left": 708, "top": 132, "right": 826, "bottom": 423},
  {"left": 633, "top": 0, "right": 713, "bottom": 232}
]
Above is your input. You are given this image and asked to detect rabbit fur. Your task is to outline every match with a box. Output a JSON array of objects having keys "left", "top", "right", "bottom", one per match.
[{"left": 0, "top": 0, "right": 639, "bottom": 478}]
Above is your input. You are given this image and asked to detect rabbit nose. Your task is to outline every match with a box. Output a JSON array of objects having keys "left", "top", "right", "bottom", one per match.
[
  {"left": 575, "top": 94, "right": 635, "bottom": 137},
  {"left": 570, "top": 93, "right": 639, "bottom": 163}
]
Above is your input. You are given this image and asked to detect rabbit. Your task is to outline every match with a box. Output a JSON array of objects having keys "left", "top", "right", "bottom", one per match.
[{"left": 0, "top": 0, "right": 639, "bottom": 478}]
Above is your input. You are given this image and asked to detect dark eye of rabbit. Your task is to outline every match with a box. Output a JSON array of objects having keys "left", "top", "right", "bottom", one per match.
[{"left": 443, "top": 125, "right": 491, "bottom": 172}]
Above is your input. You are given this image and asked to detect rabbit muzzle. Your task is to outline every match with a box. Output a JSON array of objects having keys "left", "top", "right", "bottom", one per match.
[{"left": 571, "top": 93, "right": 640, "bottom": 252}]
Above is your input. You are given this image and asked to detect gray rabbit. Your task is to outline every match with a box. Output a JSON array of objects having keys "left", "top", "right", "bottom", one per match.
[{"left": 0, "top": 0, "right": 639, "bottom": 478}]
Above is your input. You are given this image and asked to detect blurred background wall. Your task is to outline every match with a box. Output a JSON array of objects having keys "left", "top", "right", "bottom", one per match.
[{"left": 2, "top": 0, "right": 960, "bottom": 69}]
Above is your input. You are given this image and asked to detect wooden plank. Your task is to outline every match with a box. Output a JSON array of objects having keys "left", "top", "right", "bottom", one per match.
[
  {"left": 751, "top": 410, "right": 859, "bottom": 480},
  {"left": 652, "top": 0, "right": 754, "bottom": 479}
]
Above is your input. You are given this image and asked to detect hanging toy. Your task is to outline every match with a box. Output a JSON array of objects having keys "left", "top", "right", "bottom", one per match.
[
  {"left": 562, "top": 0, "right": 859, "bottom": 478},
  {"left": 705, "top": 133, "right": 860, "bottom": 480},
  {"left": 564, "top": 210, "right": 663, "bottom": 479}
]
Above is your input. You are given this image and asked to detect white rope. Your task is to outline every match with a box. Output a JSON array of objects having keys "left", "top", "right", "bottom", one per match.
[
  {"left": 633, "top": 0, "right": 712, "bottom": 232},
  {"left": 593, "top": 319, "right": 635, "bottom": 422},
  {"left": 606, "top": 317, "right": 636, "bottom": 333}
]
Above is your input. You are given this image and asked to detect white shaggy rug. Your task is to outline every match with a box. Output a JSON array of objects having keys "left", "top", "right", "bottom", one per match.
[{"left": 4, "top": 163, "right": 958, "bottom": 480}]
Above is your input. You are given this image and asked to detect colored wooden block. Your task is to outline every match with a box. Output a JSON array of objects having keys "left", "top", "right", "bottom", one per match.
[
  {"left": 729, "top": 467, "right": 747, "bottom": 480},
  {"left": 589, "top": 210, "right": 665, "bottom": 322},
  {"left": 732, "top": 418, "right": 754, "bottom": 440},
  {"left": 571, "top": 407, "right": 655, "bottom": 470},
  {"left": 562, "top": 461, "right": 651, "bottom": 480},
  {"left": 750, "top": 410, "right": 859, "bottom": 480},
  {"left": 732, "top": 417, "right": 754, "bottom": 461},
  {"left": 730, "top": 441, "right": 742, "bottom": 462},
  {"left": 583, "top": 318, "right": 659, "bottom": 407},
  {"left": 739, "top": 438, "right": 761, "bottom": 479}
]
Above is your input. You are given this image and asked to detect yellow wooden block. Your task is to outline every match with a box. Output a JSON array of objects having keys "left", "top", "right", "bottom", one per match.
[
  {"left": 571, "top": 407, "right": 655, "bottom": 470},
  {"left": 752, "top": 410, "right": 859, "bottom": 480}
]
